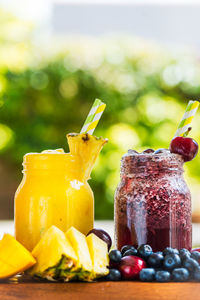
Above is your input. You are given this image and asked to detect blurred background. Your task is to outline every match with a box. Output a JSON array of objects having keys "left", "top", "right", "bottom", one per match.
[{"left": 0, "top": 0, "right": 200, "bottom": 221}]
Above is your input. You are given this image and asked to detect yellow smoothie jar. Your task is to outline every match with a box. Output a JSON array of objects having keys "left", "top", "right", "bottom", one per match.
[{"left": 14, "top": 133, "right": 107, "bottom": 251}]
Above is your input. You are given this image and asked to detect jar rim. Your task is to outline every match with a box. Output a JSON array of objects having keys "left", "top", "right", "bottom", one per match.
[
  {"left": 22, "top": 152, "right": 79, "bottom": 172},
  {"left": 122, "top": 151, "right": 184, "bottom": 163},
  {"left": 121, "top": 151, "right": 184, "bottom": 176}
]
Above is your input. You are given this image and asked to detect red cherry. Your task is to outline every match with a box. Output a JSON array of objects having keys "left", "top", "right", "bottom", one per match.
[
  {"left": 170, "top": 136, "right": 198, "bottom": 162},
  {"left": 192, "top": 248, "right": 200, "bottom": 253},
  {"left": 119, "top": 256, "right": 146, "bottom": 280}
]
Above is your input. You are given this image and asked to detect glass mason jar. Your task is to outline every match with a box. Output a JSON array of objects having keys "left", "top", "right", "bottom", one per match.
[
  {"left": 114, "top": 150, "right": 192, "bottom": 252},
  {"left": 15, "top": 133, "right": 107, "bottom": 251},
  {"left": 14, "top": 152, "right": 94, "bottom": 251}
]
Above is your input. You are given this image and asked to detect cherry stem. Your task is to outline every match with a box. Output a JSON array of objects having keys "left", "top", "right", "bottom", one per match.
[{"left": 183, "top": 127, "right": 192, "bottom": 137}]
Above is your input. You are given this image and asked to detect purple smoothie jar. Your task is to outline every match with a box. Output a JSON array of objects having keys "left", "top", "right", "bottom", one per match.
[{"left": 114, "top": 149, "right": 192, "bottom": 252}]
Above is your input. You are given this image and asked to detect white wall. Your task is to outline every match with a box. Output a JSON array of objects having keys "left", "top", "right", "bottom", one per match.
[{"left": 52, "top": 3, "right": 200, "bottom": 48}]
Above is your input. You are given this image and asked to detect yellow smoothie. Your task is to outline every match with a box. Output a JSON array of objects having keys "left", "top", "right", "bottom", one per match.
[{"left": 14, "top": 133, "right": 107, "bottom": 251}]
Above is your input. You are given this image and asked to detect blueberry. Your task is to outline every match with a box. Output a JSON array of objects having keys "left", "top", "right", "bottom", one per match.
[
  {"left": 109, "top": 250, "right": 122, "bottom": 263},
  {"left": 179, "top": 249, "right": 191, "bottom": 260},
  {"left": 156, "top": 251, "right": 163, "bottom": 255},
  {"left": 154, "top": 148, "right": 166, "bottom": 154},
  {"left": 143, "top": 149, "right": 154, "bottom": 153},
  {"left": 121, "top": 245, "right": 137, "bottom": 256},
  {"left": 138, "top": 244, "right": 153, "bottom": 259},
  {"left": 193, "top": 267, "right": 200, "bottom": 281},
  {"left": 148, "top": 253, "right": 164, "bottom": 268},
  {"left": 183, "top": 258, "right": 199, "bottom": 272},
  {"left": 163, "top": 247, "right": 179, "bottom": 256},
  {"left": 128, "top": 149, "right": 138, "bottom": 155},
  {"left": 172, "top": 268, "right": 190, "bottom": 282},
  {"left": 155, "top": 270, "right": 171, "bottom": 282},
  {"left": 154, "top": 268, "right": 163, "bottom": 272},
  {"left": 139, "top": 268, "right": 155, "bottom": 282},
  {"left": 191, "top": 251, "right": 200, "bottom": 263},
  {"left": 123, "top": 249, "right": 138, "bottom": 257},
  {"left": 105, "top": 269, "right": 121, "bottom": 281},
  {"left": 179, "top": 248, "right": 190, "bottom": 256},
  {"left": 163, "top": 254, "right": 181, "bottom": 270}
]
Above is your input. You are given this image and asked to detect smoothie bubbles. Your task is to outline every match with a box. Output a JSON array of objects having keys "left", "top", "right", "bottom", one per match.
[
  {"left": 115, "top": 100, "right": 199, "bottom": 252},
  {"left": 15, "top": 99, "right": 107, "bottom": 251}
]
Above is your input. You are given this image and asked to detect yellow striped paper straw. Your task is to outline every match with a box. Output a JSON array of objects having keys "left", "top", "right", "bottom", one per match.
[
  {"left": 80, "top": 98, "right": 106, "bottom": 135},
  {"left": 174, "top": 100, "right": 199, "bottom": 137}
]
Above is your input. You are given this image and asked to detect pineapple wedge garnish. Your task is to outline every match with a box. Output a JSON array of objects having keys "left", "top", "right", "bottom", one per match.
[
  {"left": 66, "top": 227, "right": 93, "bottom": 281},
  {"left": 29, "top": 226, "right": 78, "bottom": 281},
  {"left": 67, "top": 133, "right": 108, "bottom": 180},
  {"left": 86, "top": 233, "right": 109, "bottom": 278},
  {"left": 0, "top": 234, "right": 36, "bottom": 279}
]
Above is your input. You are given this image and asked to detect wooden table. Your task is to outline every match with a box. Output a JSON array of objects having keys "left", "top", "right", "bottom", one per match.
[{"left": 1, "top": 277, "right": 200, "bottom": 300}]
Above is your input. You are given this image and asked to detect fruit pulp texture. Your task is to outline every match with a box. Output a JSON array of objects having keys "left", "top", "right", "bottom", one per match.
[
  {"left": 15, "top": 134, "right": 107, "bottom": 251},
  {"left": 115, "top": 151, "right": 192, "bottom": 252},
  {"left": 15, "top": 152, "right": 94, "bottom": 251}
]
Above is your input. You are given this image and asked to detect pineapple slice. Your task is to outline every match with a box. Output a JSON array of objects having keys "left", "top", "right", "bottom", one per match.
[
  {"left": 29, "top": 226, "right": 78, "bottom": 281},
  {"left": 66, "top": 227, "right": 93, "bottom": 281},
  {"left": 86, "top": 233, "right": 109, "bottom": 279},
  {"left": 0, "top": 234, "right": 36, "bottom": 279},
  {"left": 67, "top": 133, "right": 108, "bottom": 180}
]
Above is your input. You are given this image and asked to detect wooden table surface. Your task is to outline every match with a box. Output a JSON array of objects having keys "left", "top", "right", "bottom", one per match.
[{"left": 1, "top": 277, "right": 200, "bottom": 300}]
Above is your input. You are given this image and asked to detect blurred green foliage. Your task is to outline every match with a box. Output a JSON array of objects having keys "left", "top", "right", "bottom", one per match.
[{"left": 1, "top": 10, "right": 200, "bottom": 219}]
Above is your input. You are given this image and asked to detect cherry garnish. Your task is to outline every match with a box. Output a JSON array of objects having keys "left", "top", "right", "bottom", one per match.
[{"left": 170, "top": 136, "right": 198, "bottom": 162}]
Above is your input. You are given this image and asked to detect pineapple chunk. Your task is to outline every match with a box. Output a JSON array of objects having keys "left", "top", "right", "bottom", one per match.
[
  {"left": 67, "top": 133, "right": 108, "bottom": 180},
  {"left": 66, "top": 227, "right": 93, "bottom": 281},
  {"left": 86, "top": 233, "right": 109, "bottom": 278},
  {"left": 29, "top": 226, "right": 78, "bottom": 281},
  {"left": 0, "top": 234, "right": 36, "bottom": 279}
]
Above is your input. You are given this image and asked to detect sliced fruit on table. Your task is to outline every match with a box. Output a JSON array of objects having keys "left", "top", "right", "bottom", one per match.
[
  {"left": 192, "top": 248, "right": 200, "bottom": 252},
  {"left": 86, "top": 233, "right": 109, "bottom": 278},
  {"left": 66, "top": 227, "right": 93, "bottom": 281},
  {"left": 67, "top": 133, "right": 108, "bottom": 180},
  {"left": 0, "top": 234, "right": 36, "bottom": 279},
  {"left": 87, "top": 228, "right": 112, "bottom": 251},
  {"left": 29, "top": 226, "right": 78, "bottom": 281}
]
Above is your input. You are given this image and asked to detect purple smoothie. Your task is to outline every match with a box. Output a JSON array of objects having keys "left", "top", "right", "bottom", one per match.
[{"left": 114, "top": 149, "right": 192, "bottom": 252}]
